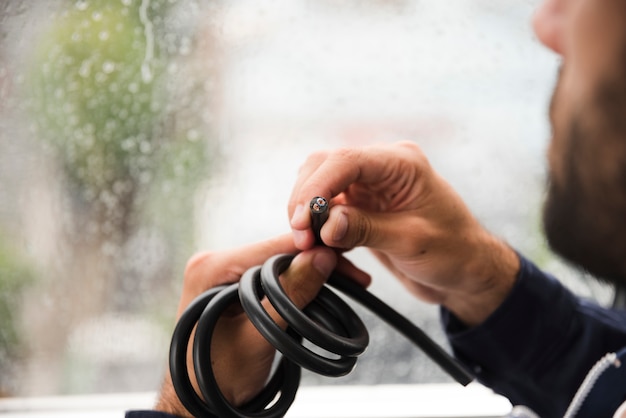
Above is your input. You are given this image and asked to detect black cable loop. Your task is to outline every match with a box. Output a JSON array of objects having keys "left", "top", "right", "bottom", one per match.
[
  {"left": 169, "top": 254, "right": 474, "bottom": 418},
  {"left": 169, "top": 197, "right": 475, "bottom": 417},
  {"left": 260, "top": 254, "right": 368, "bottom": 357},
  {"left": 240, "top": 260, "right": 363, "bottom": 377}
]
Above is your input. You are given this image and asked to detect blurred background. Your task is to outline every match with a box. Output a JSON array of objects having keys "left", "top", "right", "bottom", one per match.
[{"left": 0, "top": 0, "right": 612, "bottom": 398}]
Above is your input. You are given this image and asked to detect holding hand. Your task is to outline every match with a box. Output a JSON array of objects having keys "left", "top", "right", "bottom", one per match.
[
  {"left": 289, "top": 141, "right": 520, "bottom": 326},
  {"left": 155, "top": 235, "right": 339, "bottom": 417}
]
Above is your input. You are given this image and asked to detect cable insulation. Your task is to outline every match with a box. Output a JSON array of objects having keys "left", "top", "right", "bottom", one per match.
[{"left": 168, "top": 197, "right": 474, "bottom": 417}]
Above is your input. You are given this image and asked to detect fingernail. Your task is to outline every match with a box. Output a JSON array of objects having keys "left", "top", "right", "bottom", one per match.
[
  {"left": 293, "top": 229, "right": 308, "bottom": 249},
  {"left": 312, "top": 251, "right": 336, "bottom": 277},
  {"left": 333, "top": 211, "right": 348, "bottom": 242},
  {"left": 291, "top": 204, "right": 306, "bottom": 228}
]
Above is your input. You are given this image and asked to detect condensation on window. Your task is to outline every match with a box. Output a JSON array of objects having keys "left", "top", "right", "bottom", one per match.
[{"left": 0, "top": 0, "right": 610, "bottom": 397}]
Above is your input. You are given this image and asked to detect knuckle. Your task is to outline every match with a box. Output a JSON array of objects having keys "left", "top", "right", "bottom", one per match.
[
  {"left": 183, "top": 251, "right": 215, "bottom": 289},
  {"left": 183, "top": 250, "right": 241, "bottom": 290},
  {"left": 397, "top": 140, "right": 422, "bottom": 154},
  {"left": 331, "top": 146, "right": 359, "bottom": 162},
  {"left": 348, "top": 212, "right": 372, "bottom": 248},
  {"left": 299, "top": 150, "right": 329, "bottom": 173},
  {"left": 184, "top": 251, "right": 215, "bottom": 280},
  {"left": 397, "top": 141, "right": 428, "bottom": 162},
  {"left": 354, "top": 222, "right": 371, "bottom": 248},
  {"left": 398, "top": 144, "right": 431, "bottom": 176}
]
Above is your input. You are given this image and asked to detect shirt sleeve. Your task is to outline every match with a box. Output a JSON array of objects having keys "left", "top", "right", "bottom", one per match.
[{"left": 441, "top": 255, "right": 626, "bottom": 418}]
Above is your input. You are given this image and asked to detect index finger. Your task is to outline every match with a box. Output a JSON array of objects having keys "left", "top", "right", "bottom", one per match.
[
  {"left": 288, "top": 147, "right": 363, "bottom": 230},
  {"left": 289, "top": 142, "right": 421, "bottom": 229}
]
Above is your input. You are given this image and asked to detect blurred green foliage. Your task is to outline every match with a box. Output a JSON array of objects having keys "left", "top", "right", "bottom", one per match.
[
  {"left": 0, "top": 235, "right": 34, "bottom": 395},
  {"left": 25, "top": 0, "right": 212, "bottom": 311},
  {"left": 27, "top": 0, "right": 211, "bottom": 219},
  {"left": 27, "top": 0, "right": 210, "bottom": 247},
  {"left": 19, "top": 0, "right": 214, "bottom": 392},
  {"left": 30, "top": 0, "right": 172, "bottom": 200}
]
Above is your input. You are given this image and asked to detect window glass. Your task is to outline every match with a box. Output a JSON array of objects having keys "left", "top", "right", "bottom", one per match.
[{"left": 0, "top": 0, "right": 610, "bottom": 397}]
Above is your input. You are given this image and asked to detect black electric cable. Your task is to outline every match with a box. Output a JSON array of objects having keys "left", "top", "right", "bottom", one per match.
[
  {"left": 169, "top": 196, "right": 474, "bottom": 418},
  {"left": 310, "top": 196, "right": 329, "bottom": 245}
]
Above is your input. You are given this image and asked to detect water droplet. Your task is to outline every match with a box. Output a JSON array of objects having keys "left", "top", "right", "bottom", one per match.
[
  {"left": 167, "top": 62, "right": 178, "bottom": 74},
  {"left": 99, "top": 31, "right": 110, "bottom": 41},
  {"left": 179, "top": 37, "right": 191, "bottom": 56},
  {"left": 141, "top": 64, "right": 153, "bottom": 83},
  {"left": 92, "top": 11, "right": 102, "bottom": 21},
  {"left": 139, "top": 170, "right": 152, "bottom": 184},
  {"left": 139, "top": 141, "right": 151, "bottom": 154},
  {"left": 128, "top": 83, "right": 139, "bottom": 93},
  {"left": 83, "top": 134, "right": 95, "bottom": 149},
  {"left": 121, "top": 137, "right": 135, "bottom": 151},
  {"left": 105, "top": 119, "right": 118, "bottom": 131},
  {"left": 121, "top": 0, "right": 131, "bottom": 6},
  {"left": 186, "top": 129, "right": 199, "bottom": 142},
  {"left": 102, "top": 61, "right": 115, "bottom": 74},
  {"left": 76, "top": 1, "right": 89, "bottom": 11},
  {"left": 79, "top": 61, "right": 91, "bottom": 78}
]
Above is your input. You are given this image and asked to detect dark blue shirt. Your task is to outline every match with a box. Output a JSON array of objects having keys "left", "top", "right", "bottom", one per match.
[{"left": 442, "top": 256, "right": 626, "bottom": 417}]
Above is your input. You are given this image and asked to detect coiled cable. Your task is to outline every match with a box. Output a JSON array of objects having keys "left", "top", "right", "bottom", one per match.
[{"left": 169, "top": 197, "right": 474, "bottom": 418}]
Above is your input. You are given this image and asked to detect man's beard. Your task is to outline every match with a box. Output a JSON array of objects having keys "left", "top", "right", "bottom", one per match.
[{"left": 543, "top": 69, "right": 626, "bottom": 286}]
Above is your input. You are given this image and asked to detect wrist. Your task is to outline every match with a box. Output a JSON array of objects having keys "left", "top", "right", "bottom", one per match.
[
  {"left": 444, "top": 232, "right": 520, "bottom": 327},
  {"left": 154, "top": 374, "right": 193, "bottom": 418}
]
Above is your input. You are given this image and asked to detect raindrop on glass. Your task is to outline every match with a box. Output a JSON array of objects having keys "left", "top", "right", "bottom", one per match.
[{"left": 102, "top": 61, "right": 115, "bottom": 74}]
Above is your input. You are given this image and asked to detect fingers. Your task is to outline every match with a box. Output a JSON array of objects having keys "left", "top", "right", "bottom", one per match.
[
  {"left": 178, "top": 235, "right": 341, "bottom": 322},
  {"left": 288, "top": 141, "right": 426, "bottom": 250},
  {"left": 288, "top": 147, "right": 360, "bottom": 249},
  {"left": 319, "top": 203, "right": 427, "bottom": 256},
  {"left": 268, "top": 248, "right": 372, "bottom": 325},
  {"left": 288, "top": 147, "right": 368, "bottom": 232},
  {"left": 277, "top": 247, "right": 337, "bottom": 310},
  {"left": 178, "top": 234, "right": 297, "bottom": 316},
  {"left": 175, "top": 241, "right": 339, "bottom": 409}
]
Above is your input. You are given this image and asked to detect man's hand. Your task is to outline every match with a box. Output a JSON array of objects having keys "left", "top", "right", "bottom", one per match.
[
  {"left": 155, "top": 234, "right": 339, "bottom": 416},
  {"left": 289, "top": 141, "right": 520, "bottom": 326}
]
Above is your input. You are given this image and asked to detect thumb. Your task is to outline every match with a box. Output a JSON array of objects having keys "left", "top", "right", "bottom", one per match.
[
  {"left": 321, "top": 205, "right": 420, "bottom": 253},
  {"left": 279, "top": 247, "right": 337, "bottom": 309}
]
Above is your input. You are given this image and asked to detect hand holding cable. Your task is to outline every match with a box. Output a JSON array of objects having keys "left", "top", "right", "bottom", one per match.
[
  {"left": 289, "top": 141, "right": 520, "bottom": 328},
  {"left": 165, "top": 197, "right": 473, "bottom": 418}
]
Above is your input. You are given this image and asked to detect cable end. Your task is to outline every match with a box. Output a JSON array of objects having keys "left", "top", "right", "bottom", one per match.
[{"left": 310, "top": 197, "right": 329, "bottom": 246}]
